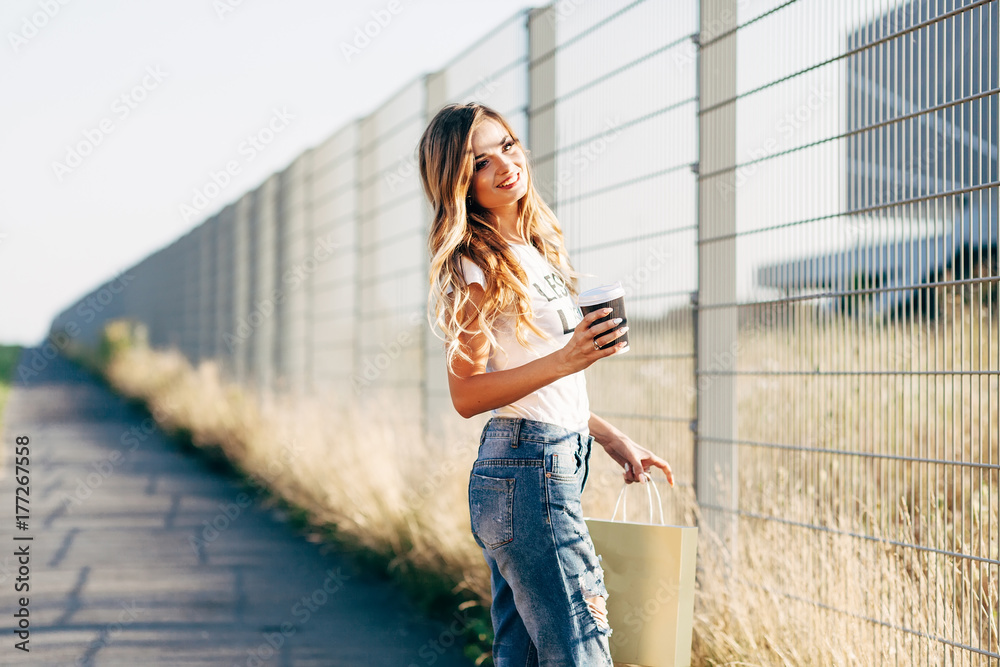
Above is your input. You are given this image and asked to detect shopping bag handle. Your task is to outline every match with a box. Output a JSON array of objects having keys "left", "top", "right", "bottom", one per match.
[{"left": 611, "top": 479, "right": 665, "bottom": 525}]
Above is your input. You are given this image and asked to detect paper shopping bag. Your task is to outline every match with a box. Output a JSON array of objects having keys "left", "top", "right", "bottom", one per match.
[{"left": 585, "top": 484, "right": 698, "bottom": 667}]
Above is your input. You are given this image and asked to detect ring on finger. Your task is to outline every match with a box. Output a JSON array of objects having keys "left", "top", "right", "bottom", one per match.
[{"left": 593, "top": 338, "right": 600, "bottom": 351}]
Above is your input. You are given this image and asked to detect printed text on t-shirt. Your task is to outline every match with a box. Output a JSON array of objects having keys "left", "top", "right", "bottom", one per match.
[
  {"left": 533, "top": 272, "right": 577, "bottom": 335},
  {"left": 533, "top": 272, "right": 569, "bottom": 301}
]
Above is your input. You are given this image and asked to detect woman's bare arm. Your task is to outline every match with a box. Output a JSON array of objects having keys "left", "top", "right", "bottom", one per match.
[{"left": 447, "top": 283, "right": 627, "bottom": 419}]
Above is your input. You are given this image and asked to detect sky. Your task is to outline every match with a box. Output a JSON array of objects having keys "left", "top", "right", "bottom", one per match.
[
  {"left": 0, "top": 0, "right": 540, "bottom": 345},
  {"left": 1, "top": 0, "right": 954, "bottom": 346}
]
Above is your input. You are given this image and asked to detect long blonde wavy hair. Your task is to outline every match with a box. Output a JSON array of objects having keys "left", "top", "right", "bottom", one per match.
[{"left": 419, "top": 103, "right": 580, "bottom": 373}]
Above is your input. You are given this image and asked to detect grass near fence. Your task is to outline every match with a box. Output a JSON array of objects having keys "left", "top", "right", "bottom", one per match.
[
  {"left": 69, "top": 314, "right": 998, "bottom": 666},
  {"left": 0, "top": 345, "right": 23, "bottom": 445}
]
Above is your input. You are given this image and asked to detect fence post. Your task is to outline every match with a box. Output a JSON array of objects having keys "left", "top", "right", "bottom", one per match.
[
  {"left": 696, "top": 0, "right": 739, "bottom": 562},
  {"left": 182, "top": 229, "right": 201, "bottom": 362},
  {"left": 355, "top": 125, "right": 369, "bottom": 409},
  {"left": 277, "top": 151, "right": 312, "bottom": 397},
  {"left": 197, "top": 218, "right": 210, "bottom": 364},
  {"left": 232, "top": 193, "right": 252, "bottom": 385},
  {"left": 216, "top": 205, "right": 234, "bottom": 381},
  {"left": 253, "top": 175, "right": 279, "bottom": 398},
  {"left": 303, "top": 155, "right": 314, "bottom": 396},
  {"left": 527, "top": 6, "right": 558, "bottom": 211},
  {"left": 422, "top": 73, "right": 449, "bottom": 443}
]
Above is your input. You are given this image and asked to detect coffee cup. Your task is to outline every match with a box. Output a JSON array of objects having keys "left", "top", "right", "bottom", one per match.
[{"left": 578, "top": 282, "right": 629, "bottom": 353}]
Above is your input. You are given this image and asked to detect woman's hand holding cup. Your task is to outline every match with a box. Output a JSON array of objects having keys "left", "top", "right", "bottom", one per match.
[{"left": 557, "top": 307, "right": 629, "bottom": 374}]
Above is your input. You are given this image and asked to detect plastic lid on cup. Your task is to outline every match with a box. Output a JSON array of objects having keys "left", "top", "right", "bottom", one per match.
[{"left": 577, "top": 281, "right": 625, "bottom": 307}]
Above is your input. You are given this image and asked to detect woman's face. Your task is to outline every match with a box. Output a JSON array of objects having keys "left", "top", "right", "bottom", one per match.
[{"left": 468, "top": 117, "right": 528, "bottom": 212}]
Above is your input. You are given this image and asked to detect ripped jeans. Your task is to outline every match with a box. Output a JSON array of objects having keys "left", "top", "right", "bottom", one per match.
[{"left": 469, "top": 417, "right": 613, "bottom": 666}]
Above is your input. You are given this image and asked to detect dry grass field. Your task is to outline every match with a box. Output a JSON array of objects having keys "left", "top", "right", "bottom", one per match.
[{"left": 69, "top": 305, "right": 998, "bottom": 665}]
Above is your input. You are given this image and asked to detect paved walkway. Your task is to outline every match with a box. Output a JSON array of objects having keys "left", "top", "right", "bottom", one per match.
[{"left": 0, "top": 351, "right": 473, "bottom": 666}]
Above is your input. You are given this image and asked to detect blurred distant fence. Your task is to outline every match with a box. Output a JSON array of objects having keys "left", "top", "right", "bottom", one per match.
[{"left": 48, "top": 0, "right": 998, "bottom": 661}]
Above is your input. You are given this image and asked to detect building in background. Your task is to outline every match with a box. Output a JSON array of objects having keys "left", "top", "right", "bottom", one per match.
[{"left": 757, "top": 0, "right": 998, "bottom": 317}]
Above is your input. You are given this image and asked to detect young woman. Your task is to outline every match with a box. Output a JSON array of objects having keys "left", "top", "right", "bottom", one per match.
[{"left": 418, "top": 102, "right": 674, "bottom": 666}]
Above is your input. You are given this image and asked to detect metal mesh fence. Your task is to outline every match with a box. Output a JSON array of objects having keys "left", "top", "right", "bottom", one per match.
[
  {"left": 541, "top": 0, "right": 701, "bottom": 519},
  {"left": 46, "top": 1, "right": 997, "bottom": 660},
  {"left": 713, "top": 0, "right": 999, "bottom": 661}
]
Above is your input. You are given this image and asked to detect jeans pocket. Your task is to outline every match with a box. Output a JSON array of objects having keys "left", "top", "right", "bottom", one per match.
[
  {"left": 469, "top": 472, "right": 515, "bottom": 549},
  {"left": 549, "top": 445, "right": 582, "bottom": 483}
]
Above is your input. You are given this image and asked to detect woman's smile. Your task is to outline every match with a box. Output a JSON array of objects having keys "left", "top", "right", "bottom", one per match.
[{"left": 496, "top": 171, "right": 520, "bottom": 189}]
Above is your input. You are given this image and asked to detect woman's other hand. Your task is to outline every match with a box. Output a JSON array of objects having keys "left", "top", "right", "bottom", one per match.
[{"left": 600, "top": 433, "right": 674, "bottom": 486}]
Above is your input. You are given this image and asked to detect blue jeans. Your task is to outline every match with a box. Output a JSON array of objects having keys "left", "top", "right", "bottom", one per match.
[{"left": 468, "top": 417, "right": 613, "bottom": 666}]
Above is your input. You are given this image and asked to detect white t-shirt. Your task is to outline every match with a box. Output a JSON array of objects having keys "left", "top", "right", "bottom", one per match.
[{"left": 455, "top": 243, "right": 590, "bottom": 434}]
